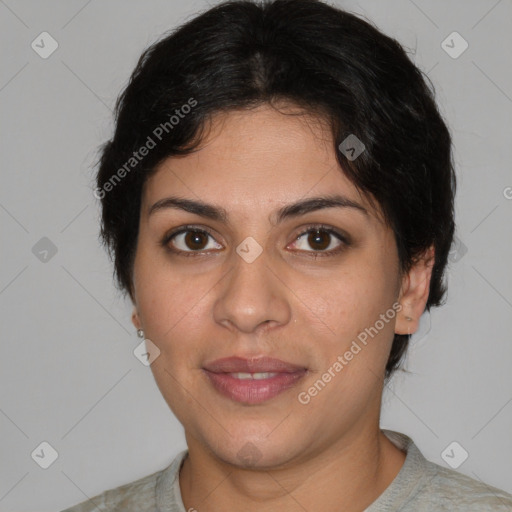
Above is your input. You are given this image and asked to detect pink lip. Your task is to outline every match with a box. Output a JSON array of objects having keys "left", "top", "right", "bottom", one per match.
[{"left": 202, "top": 356, "right": 307, "bottom": 404}]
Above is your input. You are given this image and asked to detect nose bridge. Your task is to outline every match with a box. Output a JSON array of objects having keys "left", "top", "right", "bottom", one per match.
[{"left": 213, "top": 243, "right": 291, "bottom": 333}]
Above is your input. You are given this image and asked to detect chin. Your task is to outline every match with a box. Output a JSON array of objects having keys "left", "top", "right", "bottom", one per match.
[{"left": 206, "top": 432, "right": 304, "bottom": 470}]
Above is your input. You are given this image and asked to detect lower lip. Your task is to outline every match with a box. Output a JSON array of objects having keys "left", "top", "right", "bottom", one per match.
[{"left": 203, "top": 370, "right": 307, "bottom": 404}]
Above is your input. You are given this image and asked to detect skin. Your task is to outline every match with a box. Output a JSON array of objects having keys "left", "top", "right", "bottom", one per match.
[{"left": 130, "top": 103, "right": 434, "bottom": 511}]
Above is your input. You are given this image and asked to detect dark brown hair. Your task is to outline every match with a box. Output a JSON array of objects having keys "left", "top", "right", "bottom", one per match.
[{"left": 95, "top": 0, "right": 456, "bottom": 378}]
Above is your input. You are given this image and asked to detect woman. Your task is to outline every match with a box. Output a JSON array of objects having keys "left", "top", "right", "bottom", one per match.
[{"left": 63, "top": 0, "right": 512, "bottom": 510}]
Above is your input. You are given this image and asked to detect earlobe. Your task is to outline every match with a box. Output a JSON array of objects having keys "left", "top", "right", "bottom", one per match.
[
  {"left": 131, "top": 308, "right": 141, "bottom": 331},
  {"left": 395, "top": 246, "right": 435, "bottom": 336},
  {"left": 396, "top": 311, "right": 416, "bottom": 335}
]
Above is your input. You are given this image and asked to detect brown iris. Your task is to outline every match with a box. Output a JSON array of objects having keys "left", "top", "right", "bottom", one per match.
[
  {"left": 307, "top": 229, "right": 331, "bottom": 251},
  {"left": 185, "top": 231, "right": 209, "bottom": 250}
]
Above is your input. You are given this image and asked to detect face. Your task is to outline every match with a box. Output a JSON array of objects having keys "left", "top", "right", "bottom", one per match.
[{"left": 131, "top": 104, "right": 426, "bottom": 469}]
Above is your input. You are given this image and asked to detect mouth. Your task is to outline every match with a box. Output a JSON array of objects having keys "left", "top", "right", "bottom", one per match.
[{"left": 202, "top": 356, "right": 308, "bottom": 404}]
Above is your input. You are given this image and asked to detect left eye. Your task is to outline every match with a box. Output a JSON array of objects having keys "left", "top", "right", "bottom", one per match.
[{"left": 291, "top": 228, "right": 345, "bottom": 253}]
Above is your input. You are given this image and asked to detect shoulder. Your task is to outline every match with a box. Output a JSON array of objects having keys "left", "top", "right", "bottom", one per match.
[
  {"left": 378, "top": 430, "right": 512, "bottom": 512},
  {"left": 415, "top": 457, "right": 512, "bottom": 511},
  {"left": 60, "top": 465, "right": 166, "bottom": 512},
  {"left": 60, "top": 449, "right": 188, "bottom": 511}
]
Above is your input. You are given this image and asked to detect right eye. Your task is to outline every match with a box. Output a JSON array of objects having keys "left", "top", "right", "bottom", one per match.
[{"left": 162, "top": 227, "right": 223, "bottom": 256}]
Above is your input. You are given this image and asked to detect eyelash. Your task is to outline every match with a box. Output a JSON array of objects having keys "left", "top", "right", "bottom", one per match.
[{"left": 160, "top": 224, "right": 350, "bottom": 258}]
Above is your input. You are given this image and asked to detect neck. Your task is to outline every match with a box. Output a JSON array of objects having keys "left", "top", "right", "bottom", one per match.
[{"left": 179, "top": 425, "right": 406, "bottom": 512}]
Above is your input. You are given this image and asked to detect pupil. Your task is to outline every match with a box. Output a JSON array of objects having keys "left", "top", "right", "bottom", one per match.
[
  {"left": 308, "top": 230, "right": 329, "bottom": 250},
  {"left": 185, "top": 231, "right": 207, "bottom": 250}
]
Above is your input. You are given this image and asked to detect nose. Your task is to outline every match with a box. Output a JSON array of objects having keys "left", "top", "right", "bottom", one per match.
[{"left": 213, "top": 247, "right": 292, "bottom": 334}]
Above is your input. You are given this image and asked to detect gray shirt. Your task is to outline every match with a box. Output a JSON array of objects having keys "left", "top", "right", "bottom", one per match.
[{"left": 61, "top": 430, "right": 512, "bottom": 511}]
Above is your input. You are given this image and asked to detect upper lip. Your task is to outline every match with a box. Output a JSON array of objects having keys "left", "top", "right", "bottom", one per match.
[{"left": 203, "top": 356, "right": 306, "bottom": 374}]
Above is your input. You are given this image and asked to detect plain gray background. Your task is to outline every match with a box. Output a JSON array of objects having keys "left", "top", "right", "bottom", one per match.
[{"left": 1, "top": 0, "right": 511, "bottom": 510}]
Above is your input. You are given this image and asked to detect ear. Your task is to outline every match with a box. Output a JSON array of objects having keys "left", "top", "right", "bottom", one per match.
[
  {"left": 395, "top": 246, "right": 435, "bottom": 335},
  {"left": 131, "top": 307, "right": 141, "bottom": 331}
]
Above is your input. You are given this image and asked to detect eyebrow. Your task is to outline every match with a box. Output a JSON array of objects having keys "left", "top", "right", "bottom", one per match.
[{"left": 148, "top": 194, "right": 368, "bottom": 224}]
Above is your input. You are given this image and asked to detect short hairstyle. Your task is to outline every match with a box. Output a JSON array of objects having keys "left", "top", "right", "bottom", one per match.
[{"left": 95, "top": 0, "right": 456, "bottom": 379}]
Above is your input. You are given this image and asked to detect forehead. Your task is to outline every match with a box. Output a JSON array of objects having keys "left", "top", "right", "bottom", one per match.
[{"left": 142, "top": 104, "right": 378, "bottom": 219}]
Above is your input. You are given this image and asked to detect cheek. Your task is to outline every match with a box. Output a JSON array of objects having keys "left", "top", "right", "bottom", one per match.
[
  {"left": 134, "top": 247, "right": 216, "bottom": 342},
  {"left": 300, "top": 262, "right": 397, "bottom": 339},
  {"left": 298, "top": 265, "right": 399, "bottom": 402},
  {"left": 137, "top": 271, "right": 212, "bottom": 415},
  {"left": 294, "top": 274, "right": 396, "bottom": 420}
]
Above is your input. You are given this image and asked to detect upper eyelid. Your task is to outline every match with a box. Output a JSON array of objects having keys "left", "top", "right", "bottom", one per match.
[
  {"left": 166, "top": 225, "right": 217, "bottom": 240},
  {"left": 295, "top": 225, "right": 347, "bottom": 239}
]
